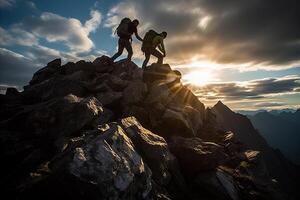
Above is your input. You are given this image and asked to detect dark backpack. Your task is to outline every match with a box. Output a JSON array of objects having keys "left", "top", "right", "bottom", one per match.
[
  {"left": 116, "top": 18, "right": 131, "bottom": 37},
  {"left": 141, "top": 30, "right": 160, "bottom": 52}
]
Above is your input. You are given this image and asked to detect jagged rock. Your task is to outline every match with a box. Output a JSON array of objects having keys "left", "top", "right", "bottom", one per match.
[
  {"left": 161, "top": 108, "right": 195, "bottom": 137},
  {"left": 92, "top": 55, "right": 114, "bottom": 73},
  {"left": 122, "top": 80, "right": 147, "bottom": 105},
  {"left": 194, "top": 169, "right": 239, "bottom": 200},
  {"left": 1, "top": 56, "right": 296, "bottom": 200},
  {"left": 224, "top": 131, "right": 236, "bottom": 143},
  {"left": 21, "top": 122, "right": 153, "bottom": 200},
  {"left": 30, "top": 58, "right": 61, "bottom": 85},
  {"left": 3, "top": 94, "right": 104, "bottom": 141},
  {"left": 119, "top": 117, "right": 188, "bottom": 198},
  {"left": 158, "top": 104, "right": 203, "bottom": 138},
  {"left": 145, "top": 83, "right": 170, "bottom": 106},
  {"left": 169, "top": 137, "right": 227, "bottom": 175},
  {"left": 23, "top": 76, "right": 87, "bottom": 103},
  {"left": 96, "top": 91, "right": 122, "bottom": 108},
  {"left": 64, "top": 70, "right": 95, "bottom": 82},
  {"left": 5, "top": 87, "right": 19, "bottom": 96},
  {"left": 244, "top": 150, "right": 260, "bottom": 163},
  {"left": 107, "top": 75, "right": 129, "bottom": 91},
  {"left": 120, "top": 117, "right": 174, "bottom": 185},
  {"left": 61, "top": 61, "right": 76, "bottom": 75},
  {"left": 122, "top": 105, "right": 150, "bottom": 127},
  {"left": 143, "top": 63, "right": 172, "bottom": 83}
]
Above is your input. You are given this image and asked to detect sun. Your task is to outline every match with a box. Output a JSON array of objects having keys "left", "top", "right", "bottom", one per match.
[{"left": 182, "top": 69, "right": 214, "bottom": 86}]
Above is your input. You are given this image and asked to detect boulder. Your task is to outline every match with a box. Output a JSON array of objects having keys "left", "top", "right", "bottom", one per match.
[
  {"left": 107, "top": 75, "right": 129, "bottom": 91},
  {"left": 244, "top": 150, "right": 260, "bottom": 163},
  {"left": 143, "top": 63, "right": 173, "bottom": 83},
  {"left": 5, "top": 87, "right": 19, "bottom": 96},
  {"left": 30, "top": 58, "right": 61, "bottom": 85},
  {"left": 168, "top": 137, "right": 227, "bottom": 175},
  {"left": 122, "top": 80, "right": 147, "bottom": 105},
  {"left": 61, "top": 61, "right": 76, "bottom": 75},
  {"left": 23, "top": 76, "right": 87, "bottom": 103},
  {"left": 20, "top": 122, "right": 153, "bottom": 200},
  {"left": 194, "top": 169, "right": 239, "bottom": 200},
  {"left": 119, "top": 117, "right": 174, "bottom": 185},
  {"left": 96, "top": 91, "right": 122, "bottom": 108},
  {"left": 145, "top": 83, "right": 170, "bottom": 106},
  {"left": 122, "top": 105, "right": 150, "bottom": 127},
  {"left": 112, "top": 59, "right": 140, "bottom": 79},
  {"left": 4, "top": 94, "right": 104, "bottom": 141},
  {"left": 64, "top": 70, "right": 95, "bottom": 82},
  {"left": 161, "top": 108, "right": 194, "bottom": 137},
  {"left": 92, "top": 56, "right": 114, "bottom": 73},
  {"left": 160, "top": 105, "right": 202, "bottom": 138}
]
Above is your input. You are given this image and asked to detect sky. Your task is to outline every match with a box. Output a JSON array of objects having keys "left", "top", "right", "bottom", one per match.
[{"left": 0, "top": 0, "right": 299, "bottom": 111}]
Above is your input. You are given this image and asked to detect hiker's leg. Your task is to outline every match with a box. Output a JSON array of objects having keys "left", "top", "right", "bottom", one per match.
[
  {"left": 124, "top": 40, "right": 133, "bottom": 61},
  {"left": 111, "top": 38, "right": 125, "bottom": 61},
  {"left": 152, "top": 49, "right": 163, "bottom": 64},
  {"left": 142, "top": 52, "right": 151, "bottom": 69}
]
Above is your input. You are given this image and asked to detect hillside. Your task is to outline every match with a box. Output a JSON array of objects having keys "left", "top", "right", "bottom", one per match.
[{"left": 0, "top": 56, "right": 298, "bottom": 200}]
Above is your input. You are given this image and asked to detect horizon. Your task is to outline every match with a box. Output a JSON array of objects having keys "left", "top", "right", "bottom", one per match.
[{"left": 1, "top": 0, "right": 300, "bottom": 110}]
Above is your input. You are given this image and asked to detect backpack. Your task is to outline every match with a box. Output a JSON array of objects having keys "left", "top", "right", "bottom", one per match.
[
  {"left": 116, "top": 18, "right": 131, "bottom": 37},
  {"left": 141, "top": 30, "right": 160, "bottom": 52}
]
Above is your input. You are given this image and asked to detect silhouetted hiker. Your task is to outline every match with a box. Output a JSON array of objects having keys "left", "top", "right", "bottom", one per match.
[
  {"left": 111, "top": 18, "right": 143, "bottom": 61},
  {"left": 142, "top": 30, "right": 167, "bottom": 69}
]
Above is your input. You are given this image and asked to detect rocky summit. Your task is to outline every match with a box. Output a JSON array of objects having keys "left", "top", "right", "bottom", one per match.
[{"left": 0, "top": 56, "right": 299, "bottom": 200}]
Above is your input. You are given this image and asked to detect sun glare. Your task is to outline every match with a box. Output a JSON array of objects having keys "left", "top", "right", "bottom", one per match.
[{"left": 182, "top": 69, "right": 214, "bottom": 86}]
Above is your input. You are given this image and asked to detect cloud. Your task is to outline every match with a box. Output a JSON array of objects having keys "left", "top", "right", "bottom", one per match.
[
  {"left": 24, "top": 10, "right": 102, "bottom": 52},
  {"left": 0, "top": 26, "right": 38, "bottom": 46},
  {"left": 0, "top": 48, "right": 36, "bottom": 87},
  {"left": 254, "top": 102, "right": 284, "bottom": 107},
  {"left": 106, "top": 0, "right": 300, "bottom": 69},
  {"left": 0, "top": 0, "right": 15, "bottom": 8},
  {"left": 190, "top": 76, "right": 300, "bottom": 101}
]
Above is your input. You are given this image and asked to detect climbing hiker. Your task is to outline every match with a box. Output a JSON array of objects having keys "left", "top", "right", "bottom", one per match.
[
  {"left": 141, "top": 30, "right": 167, "bottom": 69},
  {"left": 111, "top": 18, "right": 143, "bottom": 61}
]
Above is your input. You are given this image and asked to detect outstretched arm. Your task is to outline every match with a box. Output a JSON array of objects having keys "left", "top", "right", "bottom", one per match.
[
  {"left": 158, "top": 39, "right": 166, "bottom": 56},
  {"left": 134, "top": 31, "right": 143, "bottom": 42}
]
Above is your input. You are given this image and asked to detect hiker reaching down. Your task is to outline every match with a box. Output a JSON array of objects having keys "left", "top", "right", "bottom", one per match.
[
  {"left": 142, "top": 31, "right": 167, "bottom": 69},
  {"left": 111, "top": 18, "right": 143, "bottom": 62}
]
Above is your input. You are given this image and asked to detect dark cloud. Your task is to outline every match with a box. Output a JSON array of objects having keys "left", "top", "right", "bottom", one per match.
[
  {"left": 251, "top": 77, "right": 300, "bottom": 94},
  {"left": 191, "top": 76, "right": 300, "bottom": 100},
  {"left": 0, "top": 48, "right": 37, "bottom": 87},
  {"left": 108, "top": 0, "right": 300, "bottom": 68},
  {"left": 0, "top": 0, "right": 15, "bottom": 8}
]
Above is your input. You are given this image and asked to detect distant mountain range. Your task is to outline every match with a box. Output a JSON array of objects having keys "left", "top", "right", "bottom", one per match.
[
  {"left": 237, "top": 108, "right": 297, "bottom": 116},
  {"left": 241, "top": 109, "right": 300, "bottom": 165}
]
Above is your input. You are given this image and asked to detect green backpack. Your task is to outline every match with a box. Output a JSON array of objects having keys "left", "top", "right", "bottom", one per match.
[{"left": 141, "top": 30, "right": 160, "bottom": 52}]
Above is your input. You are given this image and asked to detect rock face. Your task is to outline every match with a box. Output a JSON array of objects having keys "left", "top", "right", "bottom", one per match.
[
  {"left": 169, "top": 137, "right": 227, "bottom": 174},
  {"left": 211, "top": 100, "right": 300, "bottom": 199},
  {"left": 22, "top": 122, "right": 153, "bottom": 200},
  {"left": 1, "top": 56, "right": 297, "bottom": 200}
]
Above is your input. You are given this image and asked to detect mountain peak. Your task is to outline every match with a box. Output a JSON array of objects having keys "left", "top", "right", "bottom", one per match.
[
  {"left": 1, "top": 56, "right": 298, "bottom": 199},
  {"left": 213, "top": 100, "right": 233, "bottom": 113}
]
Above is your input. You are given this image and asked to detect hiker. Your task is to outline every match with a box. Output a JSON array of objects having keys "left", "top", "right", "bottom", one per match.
[
  {"left": 142, "top": 30, "right": 167, "bottom": 69},
  {"left": 111, "top": 18, "right": 143, "bottom": 61}
]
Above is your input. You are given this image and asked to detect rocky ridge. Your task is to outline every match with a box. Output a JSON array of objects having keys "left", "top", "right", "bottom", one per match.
[{"left": 0, "top": 56, "right": 295, "bottom": 199}]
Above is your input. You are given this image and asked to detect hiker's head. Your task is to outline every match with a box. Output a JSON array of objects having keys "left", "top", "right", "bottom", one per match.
[
  {"left": 161, "top": 31, "right": 167, "bottom": 38},
  {"left": 132, "top": 19, "right": 139, "bottom": 26}
]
